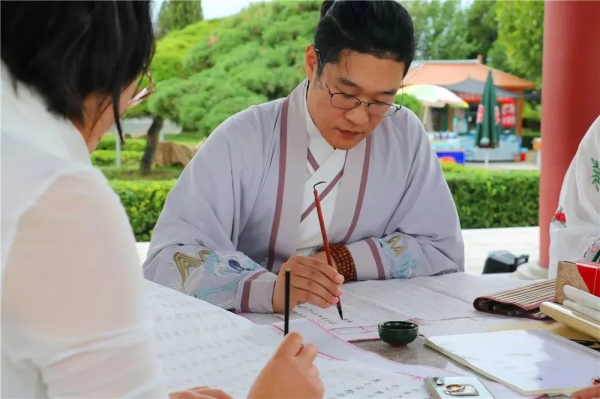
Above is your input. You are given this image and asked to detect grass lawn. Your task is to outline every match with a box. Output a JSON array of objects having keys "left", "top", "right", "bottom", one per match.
[{"left": 100, "top": 165, "right": 183, "bottom": 180}]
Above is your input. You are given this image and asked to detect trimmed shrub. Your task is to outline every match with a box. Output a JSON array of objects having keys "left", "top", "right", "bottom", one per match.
[
  {"left": 91, "top": 150, "right": 143, "bottom": 166},
  {"left": 445, "top": 168, "right": 539, "bottom": 229},
  {"left": 97, "top": 136, "right": 147, "bottom": 152},
  {"left": 110, "top": 180, "right": 176, "bottom": 242},
  {"left": 110, "top": 166, "right": 540, "bottom": 241}
]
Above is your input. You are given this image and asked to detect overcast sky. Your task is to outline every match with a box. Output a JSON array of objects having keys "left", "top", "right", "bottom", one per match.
[{"left": 153, "top": 0, "right": 273, "bottom": 21}]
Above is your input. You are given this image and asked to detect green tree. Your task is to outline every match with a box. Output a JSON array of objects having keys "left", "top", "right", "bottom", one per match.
[
  {"left": 136, "top": 5, "right": 211, "bottom": 175},
  {"left": 157, "top": 0, "right": 204, "bottom": 39},
  {"left": 149, "top": 1, "right": 322, "bottom": 136},
  {"left": 464, "top": 0, "right": 498, "bottom": 61},
  {"left": 395, "top": 93, "right": 423, "bottom": 118},
  {"left": 404, "top": 0, "right": 472, "bottom": 60},
  {"left": 494, "top": 1, "right": 544, "bottom": 85},
  {"left": 152, "top": 0, "right": 517, "bottom": 141}
]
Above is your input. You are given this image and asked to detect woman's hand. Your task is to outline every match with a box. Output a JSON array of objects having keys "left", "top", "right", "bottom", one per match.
[
  {"left": 169, "top": 387, "right": 233, "bottom": 399},
  {"left": 571, "top": 385, "right": 600, "bottom": 399},
  {"left": 248, "top": 332, "right": 324, "bottom": 399}
]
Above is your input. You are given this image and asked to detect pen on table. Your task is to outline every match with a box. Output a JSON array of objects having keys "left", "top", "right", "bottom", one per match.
[
  {"left": 284, "top": 269, "right": 291, "bottom": 335},
  {"left": 313, "top": 181, "right": 344, "bottom": 320}
]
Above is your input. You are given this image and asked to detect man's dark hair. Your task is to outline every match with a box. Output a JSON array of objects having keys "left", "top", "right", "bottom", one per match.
[
  {"left": 1, "top": 1, "right": 155, "bottom": 137},
  {"left": 314, "top": 0, "right": 415, "bottom": 77}
]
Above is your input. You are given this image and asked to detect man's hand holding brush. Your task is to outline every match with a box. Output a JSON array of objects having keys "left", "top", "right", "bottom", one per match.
[{"left": 272, "top": 255, "right": 344, "bottom": 313}]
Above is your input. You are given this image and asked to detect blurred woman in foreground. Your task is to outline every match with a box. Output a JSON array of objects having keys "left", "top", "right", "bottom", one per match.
[{"left": 0, "top": 2, "right": 322, "bottom": 398}]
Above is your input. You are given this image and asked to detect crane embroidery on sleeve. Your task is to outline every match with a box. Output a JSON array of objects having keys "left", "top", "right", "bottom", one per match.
[
  {"left": 381, "top": 235, "right": 417, "bottom": 279},
  {"left": 386, "top": 235, "right": 405, "bottom": 257},
  {"left": 174, "top": 250, "right": 211, "bottom": 286}
]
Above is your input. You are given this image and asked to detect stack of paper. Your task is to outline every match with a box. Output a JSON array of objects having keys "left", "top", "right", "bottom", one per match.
[{"left": 563, "top": 285, "right": 600, "bottom": 321}]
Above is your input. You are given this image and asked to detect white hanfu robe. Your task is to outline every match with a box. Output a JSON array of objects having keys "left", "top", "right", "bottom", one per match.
[
  {"left": 549, "top": 116, "right": 600, "bottom": 278},
  {"left": 143, "top": 80, "right": 464, "bottom": 313},
  {"left": 297, "top": 83, "right": 345, "bottom": 257}
]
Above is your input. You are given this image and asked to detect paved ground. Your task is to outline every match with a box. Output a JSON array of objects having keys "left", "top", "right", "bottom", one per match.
[
  {"left": 465, "top": 161, "right": 538, "bottom": 171},
  {"left": 136, "top": 226, "right": 540, "bottom": 276},
  {"left": 462, "top": 226, "right": 539, "bottom": 274}
]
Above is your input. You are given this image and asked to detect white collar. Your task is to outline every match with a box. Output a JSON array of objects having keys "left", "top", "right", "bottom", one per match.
[
  {"left": 303, "top": 82, "right": 339, "bottom": 164},
  {"left": 1, "top": 63, "right": 92, "bottom": 166},
  {"left": 304, "top": 84, "right": 325, "bottom": 142}
]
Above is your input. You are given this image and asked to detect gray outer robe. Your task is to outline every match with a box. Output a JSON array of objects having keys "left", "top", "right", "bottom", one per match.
[{"left": 143, "top": 81, "right": 464, "bottom": 313}]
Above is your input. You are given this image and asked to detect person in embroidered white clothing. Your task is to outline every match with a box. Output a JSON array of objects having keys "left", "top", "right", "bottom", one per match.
[
  {"left": 1, "top": 2, "right": 323, "bottom": 398},
  {"left": 144, "top": 0, "right": 464, "bottom": 314},
  {"left": 549, "top": 116, "right": 600, "bottom": 278}
]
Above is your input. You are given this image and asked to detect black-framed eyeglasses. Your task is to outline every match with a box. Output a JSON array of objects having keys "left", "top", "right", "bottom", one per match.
[
  {"left": 315, "top": 49, "right": 401, "bottom": 118},
  {"left": 127, "top": 71, "right": 156, "bottom": 109},
  {"left": 323, "top": 82, "right": 401, "bottom": 117}
]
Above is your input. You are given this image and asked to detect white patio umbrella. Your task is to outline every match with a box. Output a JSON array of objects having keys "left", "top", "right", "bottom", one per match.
[
  {"left": 398, "top": 84, "right": 468, "bottom": 108},
  {"left": 398, "top": 84, "right": 468, "bottom": 132}
]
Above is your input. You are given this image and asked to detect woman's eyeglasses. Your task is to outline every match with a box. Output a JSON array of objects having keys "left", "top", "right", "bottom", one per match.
[{"left": 127, "top": 72, "right": 156, "bottom": 109}]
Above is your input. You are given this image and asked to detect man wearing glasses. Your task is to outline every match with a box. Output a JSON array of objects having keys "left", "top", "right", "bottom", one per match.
[{"left": 144, "top": 0, "right": 464, "bottom": 314}]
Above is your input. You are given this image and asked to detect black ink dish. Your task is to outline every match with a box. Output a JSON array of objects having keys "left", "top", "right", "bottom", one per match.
[{"left": 378, "top": 321, "right": 419, "bottom": 346}]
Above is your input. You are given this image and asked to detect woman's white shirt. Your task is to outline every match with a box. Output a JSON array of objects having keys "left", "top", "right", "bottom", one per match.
[{"left": 1, "top": 65, "right": 167, "bottom": 397}]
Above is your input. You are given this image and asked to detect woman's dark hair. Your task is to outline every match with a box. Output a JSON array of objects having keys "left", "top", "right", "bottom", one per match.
[
  {"left": 1, "top": 1, "right": 155, "bottom": 138},
  {"left": 314, "top": 0, "right": 415, "bottom": 77}
]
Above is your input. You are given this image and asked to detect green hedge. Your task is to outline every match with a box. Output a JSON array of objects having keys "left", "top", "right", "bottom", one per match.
[
  {"left": 91, "top": 150, "right": 143, "bottom": 166},
  {"left": 110, "top": 166, "right": 540, "bottom": 241},
  {"left": 97, "top": 136, "right": 147, "bottom": 152},
  {"left": 445, "top": 169, "right": 539, "bottom": 229},
  {"left": 110, "top": 180, "right": 177, "bottom": 242}
]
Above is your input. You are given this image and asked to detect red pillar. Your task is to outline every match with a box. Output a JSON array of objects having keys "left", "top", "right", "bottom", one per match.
[{"left": 539, "top": 0, "right": 600, "bottom": 268}]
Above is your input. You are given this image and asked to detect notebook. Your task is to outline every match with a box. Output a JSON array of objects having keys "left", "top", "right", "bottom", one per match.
[
  {"left": 473, "top": 279, "right": 556, "bottom": 319},
  {"left": 424, "top": 329, "right": 600, "bottom": 395}
]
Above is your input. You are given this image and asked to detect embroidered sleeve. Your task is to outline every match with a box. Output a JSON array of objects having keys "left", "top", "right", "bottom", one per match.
[
  {"left": 584, "top": 238, "right": 600, "bottom": 263},
  {"left": 148, "top": 244, "right": 277, "bottom": 313},
  {"left": 344, "top": 230, "right": 461, "bottom": 281},
  {"left": 376, "top": 235, "right": 418, "bottom": 279},
  {"left": 551, "top": 206, "right": 567, "bottom": 227},
  {"left": 175, "top": 250, "right": 262, "bottom": 304},
  {"left": 591, "top": 157, "right": 600, "bottom": 192}
]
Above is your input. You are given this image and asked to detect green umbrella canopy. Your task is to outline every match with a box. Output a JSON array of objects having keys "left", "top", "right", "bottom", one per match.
[{"left": 475, "top": 70, "right": 502, "bottom": 149}]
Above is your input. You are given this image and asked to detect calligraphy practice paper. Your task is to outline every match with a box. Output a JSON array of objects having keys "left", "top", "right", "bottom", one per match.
[
  {"left": 328, "top": 326, "right": 380, "bottom": 341},
  {"left": 273, "top": 319, "right": 527, "bottom": 399},
  {"left": 318, "top": 360, "right": 425, "bottom": 399},
  {"left": 243, "top": 274, "right": 535, "bottom": 341},
  {"left": 145, "top": 282, "right": 485, "bottom": 398},
  {"left": 416, "top": 273, "right": 536, "bottom": 305},
  {"left": 343, "top": 281, "right": 477, "bottom": 320},
  {"left": 342, "top": 273, "right": 533, "bottom": 321},
  {"left": 291, "top": 290, "right": 412, "bottom": 328}
]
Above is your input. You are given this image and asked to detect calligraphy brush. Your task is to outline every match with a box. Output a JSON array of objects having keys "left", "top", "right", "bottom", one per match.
[
  {"left": 284, "top": 269, "right": 291, "bottom": 335},
  {"left": 313, "top": 181, "right": 344, "bottom": 320}
]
